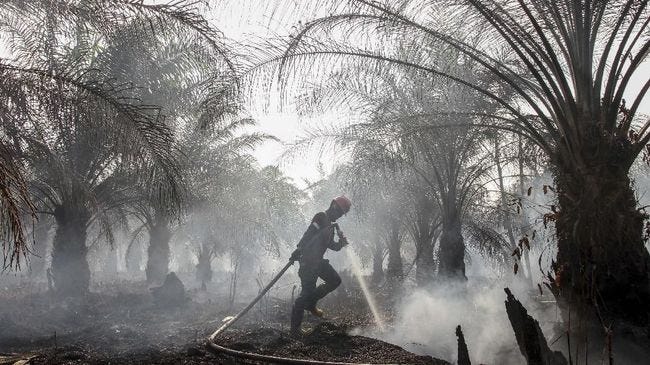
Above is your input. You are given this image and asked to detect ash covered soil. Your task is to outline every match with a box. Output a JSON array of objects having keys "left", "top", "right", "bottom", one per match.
[
  {"left": 218, "top": 323, "right": 444, "bottom": 364},
  {"left": 0, "top": 277, "right": 448, "bottom": 364}
]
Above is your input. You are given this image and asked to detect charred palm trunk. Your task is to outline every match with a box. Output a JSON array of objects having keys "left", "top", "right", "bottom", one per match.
[
  {"left": 551, "top": 132, "right": 650, "bottom": 324},
  {"left": 51, "top": 203, "right": 91, "bottom": 296},
  {"left": 146, "top": 221, "right": 171, "bottom": 284},
  {"left": 386, "top": 218, "right": 403, "bottom": 281},
  {"left": 438, "top": 206, "right": 466, "bottom": 281},
  {"left": 415, "top": 233, "right": 435, "bottom": 286},
  {"left": 413, "top": 198, "right": 439, "bottom": 286}
]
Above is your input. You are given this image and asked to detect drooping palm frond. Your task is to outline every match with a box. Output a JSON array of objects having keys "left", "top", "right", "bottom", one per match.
[
  {"left": 0, "top": 143, "right": 36, "bottom": 269},
  {"left": 0, "top": 0, "right": 240, "bottom": 139},
  {"left": 0, "top": 0, "right": 240, "bottom": 241},
  {"left": 244, "top": 2, "right": 546, "bottom": 140},
  {"left": 0, "top": 0, "right": 238, "bottom": 73},
  {"left": 1, "top": 60, "right": 182, "bottom": 190},
  {"left": 464, "top": 218, "right": 512, "bottom": 273},
  {"left": 250, "top": 0, "right": 649, "bottom": 168}
]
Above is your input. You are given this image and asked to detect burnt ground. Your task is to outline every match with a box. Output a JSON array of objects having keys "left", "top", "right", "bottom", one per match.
[
  {"left": 0, "top": 275, "right": 448, "bottom": 364},
  {"left": 218, "top": 323, "right": 444, "bottom": 364}
]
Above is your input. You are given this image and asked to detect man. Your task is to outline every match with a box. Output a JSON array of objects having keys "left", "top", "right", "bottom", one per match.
[{"left": 289, "top": 196, "right": 352, "bottom": 336}]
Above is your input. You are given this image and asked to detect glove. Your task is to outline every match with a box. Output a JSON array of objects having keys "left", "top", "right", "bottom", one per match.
[
  {"left": 336, "top": 226, "right": 349, "bottom": 247},
  {"left": 290, "top": 249, "right": 302, "bottom": 262}
]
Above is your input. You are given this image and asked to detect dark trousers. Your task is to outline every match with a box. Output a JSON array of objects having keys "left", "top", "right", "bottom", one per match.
[{"left": 290, "top": 259, "right": 341, "bottom": 330}]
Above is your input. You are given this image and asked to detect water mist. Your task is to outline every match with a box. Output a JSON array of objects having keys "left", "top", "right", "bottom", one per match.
[{"left": 345, "top": 249, "right": 386, "bottom": 332}]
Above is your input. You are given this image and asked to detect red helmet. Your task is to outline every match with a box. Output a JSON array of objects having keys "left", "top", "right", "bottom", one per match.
[{"left": 333, "top": 196, "right": 352, "bottom": 214}]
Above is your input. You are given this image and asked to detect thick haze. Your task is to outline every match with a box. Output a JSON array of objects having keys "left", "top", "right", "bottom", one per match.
[{"left": 2, "top": 2, "right": 650, "bottom": 364}]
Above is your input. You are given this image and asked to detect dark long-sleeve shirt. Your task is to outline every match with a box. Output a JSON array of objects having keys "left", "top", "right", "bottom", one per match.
[{"left": 297, "top": 212, "right": 344, "bottom": 265}]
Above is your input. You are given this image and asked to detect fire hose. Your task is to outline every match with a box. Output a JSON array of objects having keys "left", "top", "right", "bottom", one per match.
[{"left": 206, "top": 224, "right": 399, "bottom": 364}]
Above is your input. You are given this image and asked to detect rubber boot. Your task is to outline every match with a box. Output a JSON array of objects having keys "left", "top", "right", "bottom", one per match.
[
  {"left": 304, "top": 283, "right": 335, "bottom": 318},
  {"left": 309, "top": 307, "right": 324, "bottom": 318}
]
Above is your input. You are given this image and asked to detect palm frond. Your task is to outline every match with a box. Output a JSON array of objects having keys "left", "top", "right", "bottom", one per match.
[
  {"left": 0, "top": 143, "right": 36, "bottom": 269},
  {"left": 251, "top": 0, "right": 650, "bottom": 169}
]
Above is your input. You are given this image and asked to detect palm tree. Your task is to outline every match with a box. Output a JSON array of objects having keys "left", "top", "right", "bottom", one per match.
[
  {"left": 343, "top": 163, "right": 412, "bottom": 283},
  {"left": 407, "top": 184, "right": 442, "bottom": 285},
  {"left": 290, "top": 50, "right": 497, "bottom": 281},
  {"left": 257, "top": 0, "right": 650, "bottom": 324},
  {"left": 215, "top": 164, "right": 305, "bottom": 303},
  {"left": 349, "top": 156, "right": 442, "bottom": 286},
  {"left": 3, "top": 58, "right": 177, "bottom": 295},
  {"left": 0, "top": 0, "right": 234, "bottom": 294},
  {"left": 133, "top": 118, "right": 272, "bottom": 284}
]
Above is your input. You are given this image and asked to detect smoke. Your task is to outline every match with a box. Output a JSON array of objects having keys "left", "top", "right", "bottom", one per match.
[{"left": 356, "top": 279, "right": 558, "bottom": 364}]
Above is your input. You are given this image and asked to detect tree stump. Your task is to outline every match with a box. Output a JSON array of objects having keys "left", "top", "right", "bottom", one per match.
[
  {"left": 504, "top": 288, "right": 567, "bottom": 365},
  {"left": 456, "top": 325, "right": 471, "bottom": 365},
  {"left": 151, "top": 272, "right": 187, "bottom": 307}
]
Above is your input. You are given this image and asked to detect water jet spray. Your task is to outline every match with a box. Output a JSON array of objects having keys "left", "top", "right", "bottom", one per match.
[{"left": 334, "top": 224, "right": 386, "bottom": 332}]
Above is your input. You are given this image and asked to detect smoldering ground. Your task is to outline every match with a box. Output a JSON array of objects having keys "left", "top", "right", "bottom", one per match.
[
  {"left": 354, "top": 275, "right": 650, "bottom": 365},
  {"left": 357, "top": 279, "right": 549, "bottom": 364},
  {"left": 0, "top": 259, "right": 447, "bottom": 364}
]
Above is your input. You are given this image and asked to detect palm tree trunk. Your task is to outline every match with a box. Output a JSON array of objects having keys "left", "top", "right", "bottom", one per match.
[
  {"left": 51, "top": 204, "right": 91, "bottom": 296},
  {"left": 413, "top": 198, "right": 439, "bottom": 286},
  {"left": 145, "top": 221, "right": 171, "bottom": 284},
  {"left": 552, "top": 154, "right": 650, "bottom": 324},
  {"left": 438, "top": 207, "right": 466, "bottom": 281},
  {"left": 415, "top": 233, "right": 435, "bottom": 286}
]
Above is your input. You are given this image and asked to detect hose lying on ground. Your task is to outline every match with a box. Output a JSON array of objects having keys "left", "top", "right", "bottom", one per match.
[{"left": 205, "top": 260, "right": 398, "bottom": 365}]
